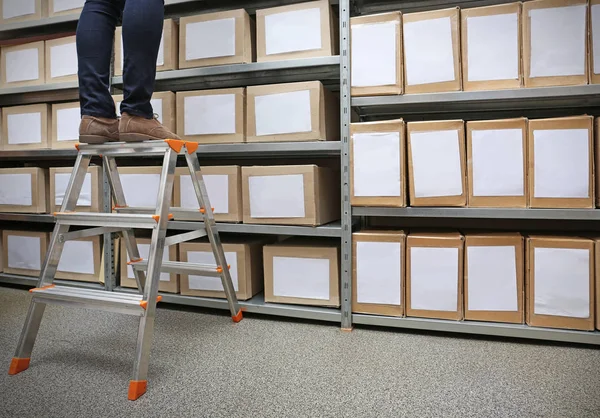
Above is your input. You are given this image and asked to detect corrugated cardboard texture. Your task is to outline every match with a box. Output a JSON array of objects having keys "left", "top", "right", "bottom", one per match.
[
  {"left": 350, "top": 119, "right": 406, "bottom": 207},
  {"left": 119, "top": 238, "right": 179, "bottom": 293},
  {"left": 466, "top": 118, "right": 528, "bottom": 207},
  {"left": 592, "top": 0, "right": 600, "bottom": 84},
  {"left": 464, "top": 233, "right": 525, "bottom": 323},
  {"left": 0, "top": 0, "right": 44, "bottom": 24},
  {"left": 50, "top": 166, "right": 102, "bottom": 213},
  {"left": 2, "top": 230, "right": 49, "bottom": 276},
  {"left": 1, "top": 104, "right": 51, "bottom": 151},
  {"left": 55, "top": 236, "right": 102, "bottom": 282},
  {"left": 0, "top": 167, "right": 48, "bottom": 213},
  {"left": 0, "top": 41, "right": 45, "bottom": 88},
  {"left": 45, "top": 36, "right": 78, "bottom": 84},
  {"left": 48, "top": 0, "right": 83, "bottom": 17},
  {"left": 51, "top": 101, "right": 79, "bottom": 149}
]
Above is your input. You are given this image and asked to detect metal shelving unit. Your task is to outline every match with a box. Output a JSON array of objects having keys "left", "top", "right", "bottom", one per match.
[{"left": 0, "top": 273, "right": 105, "bottom": 290}]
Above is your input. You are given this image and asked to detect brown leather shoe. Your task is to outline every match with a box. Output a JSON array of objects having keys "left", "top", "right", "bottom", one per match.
[
  {"left": 119, "top": 112, "right": 180, "bottom": 142},
  {"left": 79, "top": 116, "right": 120, "bottom": 143}
]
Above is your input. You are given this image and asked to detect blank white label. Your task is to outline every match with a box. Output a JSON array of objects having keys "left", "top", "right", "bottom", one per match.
[
  {"left": 593, "top": 5, "right": 600, "bottom": 74},
  {"left": 467, "top": 13, "right": 519, "bottom": 82},
  {"left": 7, "top": 235, "right": 40, "bottom": 270},
  {"left": 353, "top": 132, "right": 401, "bottom": 197},
  {"left": 5, "top": 48, "right": 39, "bottom": 83},
  {"left": 7, "top": 112, "right": 42, "bottom": 145},
  {"left": 120, "top": 173, "right": 161, "bottom": 207},
  {"left": 56, "top": 107, "right": 80, "bottom": 142},
  {"left": 471, "top": 129, "right": 524, "bottom": 197},
  {"left": 533, "top": 129, "right": 589, "bottom": 198},
  {"left": 272, "top": 256, "right": 330, "bottom": 300},
  {"left": 410, "top": 130, "right": 463, "bottom": 198},
  {"left": 351, "top": 22, "right": 397, "bottom": 87},
  {"left": 55, "top": 172, "right": 92, "bottom": 207},
  {"left": 249, "top": 174, "right": 305, "bottom": 218},
  {"left": 404, "top": 17, "right": 455, "bottom": 86},
  {"left": 50, "top": 42, "right": 78, "bottom": 79},
  {"left": 0, "top": 173, "right": 33, "bottom": 205},
  {"left": 187, "top": 251, "right": 238, "bottom": 291},
  {"left": 255, "top": 90, "right": 312, "bottom": 136},
  {"left": 180, "top": 174, "right": 229, "bottom": 214},
  {"left": 265, "top": 8, "right": 322, "bottom": 56},
  {"left": 184, "top": 94, "right": 236, "bottom": 135},
  {"left": 58, "top": 240, "right": 95, "bottom": 274},
  {"left": 410, "top": 247, "right": 458, "bottom": 311},
  {"left": 534, "top": 247, "right": 590, "bottom": 318},
  {"left": 127, "top": 243, "right": 171, "bottom": 282},
  {"left": 186, "top": 18, "right": 236, "bottom": 60},
  {"left": 53, "top": 0, "right": 85, "bottom": 13},
  {"left": 467, "top": 246, "right": 518, "bottom": 311},
  {"left": 150, "top": 98, "right": 163, "bottom": 123},
  {"left": 356, "top": 241, "right": 402, "bottom": 305},
  {"left": 3, "top": 0, "right": 35, "bottom": 19}
]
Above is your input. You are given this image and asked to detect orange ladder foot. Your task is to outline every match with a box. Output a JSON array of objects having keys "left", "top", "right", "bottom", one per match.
[
  {"left": 232, "top": 310, "right": 243, "bottom": 323},
  {"left": 8, "top": 357, "right": 30, "bottom": 375},
  {"left": 128, "top": 380, "right": 147, "bottom": 401}
]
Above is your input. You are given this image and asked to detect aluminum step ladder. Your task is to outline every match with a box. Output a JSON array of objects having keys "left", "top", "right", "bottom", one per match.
[{"left": 8, "top": 139, "right": 242, "bottom": 401}]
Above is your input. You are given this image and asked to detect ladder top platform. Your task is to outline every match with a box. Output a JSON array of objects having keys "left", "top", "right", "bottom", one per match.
[{"left": 76, "top": 139, "right": 198, "bottom": 156}]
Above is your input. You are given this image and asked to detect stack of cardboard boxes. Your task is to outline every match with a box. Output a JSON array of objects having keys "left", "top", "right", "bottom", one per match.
[{"left": 0, "top": 0, "right": 84, "bottom": 23}]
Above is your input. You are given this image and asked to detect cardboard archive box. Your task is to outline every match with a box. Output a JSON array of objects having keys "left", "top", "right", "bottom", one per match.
[
  {"left": 117, "top": 167, "right": 171, "bottom": 208},
  {"left": 176, "top": 88, "right": 245, "bottom": 144},
  {"left": 592, "top": 0, "right": 600, "bottom": 84},
  {"left": 407, "top": 120, "right": 466, "bottom": 206},
  {"left": 50, "top": 166, "right": 103, "bottom": 213},
  {"left": 403, "top": 8, "right": 461, "bottom": 94},
  {"left": 1, "top": 104, "right": 51, "bottom": 151},
  {"left": 350, "top": 119, "right": 406, "bottom": 207},
  {"left": 0, "top": 167, "right": 48, "bottom": 213},
  {"left": 48, "top": 0, "right": 84, "bottom": 17},
  {"left": 0, "top": 0, "right": 44, "bottom": 24},
  {"left": 56, "top": 236, "right": 102, "bottom": 283},
  {"left": 461, "top": 3, "right": 522, "bottom": 91},
  {"left": 114, "top": 91, "right": 175, "bottom": 133},
  {"left": 464, "top": 233, "right": 524, "bottom": 324},
  {"left": 179, "top": 9, "right": 253, "bottom": 69},
  {"left": 523, "top": 0, "right": 589, "bottom": 88},
  {"left": 406, "top": 232, "right": 464, "bottom": 320},
  {"left": 466, "top": 118, "right": 528, "bottom": 207},
  {"left": 174, "top": 166, "right": 242, "bottom": 223},
  {"left": 528, "top": 116, "right": 594, "bottom": 208},
  {"left": 0, "top": 41, "right": 45, "bottom": 89},
  {"left": 351, "top": 12, "right": 403, "bottom": 96},
  {"left": 526, "top": 236, "right": 595, "bottom": 331},
  {"left": 0, "top": 230, "right": 3, "bottom": 272},
  {"left": 246, "top": 81, "right": 339, "bottom": 142},
  {"left": 242, "top": 165, "right": 340, "bottom": 226},
  {"left": 353, "top": 231, "right": 405, "bottom": 317},
  {"left": 595, "top": 238, "right": 600, "bottom": 330},
  {"left": 2, "top": 230, "right": 48, "bottom": 277},
  {"left": 51, "top": 101, "right": 80, "bottom": 149},
  {"left": 120, "top": 238, "right": 179, "bottom": 293},
  {"left": 256, "top": 0, "right": 337, "bottom": 63},
  {"left": 45, "top": 36, "right": 78, "bottom": 84},
  {"left": 263, "top": 239, "right": 340, "bottom": 307}
]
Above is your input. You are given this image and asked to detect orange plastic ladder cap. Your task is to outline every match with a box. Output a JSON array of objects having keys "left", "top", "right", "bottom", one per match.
[
  {"left": 232, "top": 310, "right": 243, "bottom": 323},
  {"left": 127, "top": 258, "right": 143, "bottom": 265},
  {"left": 139, "top": 296, "right": 163, "bottom": 310},
  {"left": 168, "top": 213, "right": 174, "bottom": 220},
  {"left": 152, "top": 215, "right": 160, "bottom": 223},
  {"left": 199, "top": 207, "right": 214, "bottom": 214},
  {"left": 164, "top": 139, "right": 184, "bottom": 153},
  {"left": 185, "top": 141, "right": 199, "bottom": 154},
  {"left": 113, "top": 204, "right": 128, "bottom": 211},
  {"left": 128, "top": 380, "right": 147, "bottom": 401},
  {"left": 341, "top": 327, "right": 353, "bottom": 333},
  {"left": 216, "top": 264, "right": 231, "bottom": 273},
  {"left": 8, "top": 358, "right": 30, "bottom": 375},
  {"left": 74, "top": 143, "right": 80, "bottom": 151},
  {"left": 29, "top": 284, "right": 55, "bottom": 293}
]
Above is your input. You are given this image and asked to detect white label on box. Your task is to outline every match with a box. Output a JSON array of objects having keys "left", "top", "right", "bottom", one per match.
[
  {"left": 249, "top": 174, "right": 305, "bottom": 218},
  {"left": 471, "top": 128, "right": 524, "bottom": 197},
  {"left": 7, "top": 112, "right": 42, "bottom": 145},
  {"left": 187, "top": 251, "right": 239, "bottom": 291},
  {"left": 351, "top": 22, "right": 397, "bottom": 87},
  {"left": 467, "top": 246, "right": 518, "bottom": 311},
  {"left": 180, "top": 174, "right": 229, "bottom": 214},
  {"left": 410, "top": 130, "right": 463, "bottom": 198},
  {"left": 5, "top": 48, "right": 39, "bottom": 83},
  {"left": 534, "top": 247, "right": 590, "bottom": 318},
  {"left": 255, "top": 90, "right": 312, "bottom": 136},
  {"left": 50, "top": 42, "right": 78, "bottom": 79},
  {"left": 150, "top": 98, "right": 163, "bottom": 123},
  {"left": 128, "top": 243, "right": 171, "bottom": 282},
  {"left": 593, "top": 5, "right": 600, "bottom": 74},
  {"left": 56, "top": 106, "right": 80, "bottom": 142},
  {"left": 120, "top": 173, "right": 161, "bottom": 207},
  {"left": 356, "top": 241, "right": 402, "bottom": 306},
  {"left": 533, "top": 129, "right": 589, "bottom": 198},
  {"left": 184, "top": 94, "right": 236, "bottom": 135},
  {"left": 529, "top": 5, "right": 586, "bottom": 78},
  {"left": 186, "top": 18, "right": 236, "bottom": 60},
  {"left": 272, "top": 256, "right": 330, "bottom": 300},
  {"left": 353, "top": 132, "right": 401, "bottom": 197},
  {"left": 3, "top": 0, "right": 35, "bottom": 19},
  {"left": 410, "top": 247, "right": 458, "bottom": 312},
  {"left": 0, "top": 173, "right": 33, "bottom": 206},
  {"left": 55, "top": 172, "right": 92, "bottom": 207},
  {"left": 120, "top": 32, "right": 164, "bottom": 68},
  {"left": 467, "top": 13, "right": 519, "bottom": 82},
  {"left": 404, "top": 17, "right": 455, "bottom": 86},
  {"left": 7, "top": 235, "right": 41, "bottom": 270},
  {"left": 58, "top": 240, "right": 95, "bottom": 275},
  {"left": 53, "top": 0, "right": 85, "bottom": 13},
  {"left": 265, "top": 8, "right": 322, "bottom": 56}
]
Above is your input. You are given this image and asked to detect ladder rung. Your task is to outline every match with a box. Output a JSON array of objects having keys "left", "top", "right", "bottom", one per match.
[
  {"left": 130, "top": 260, "right": 222, "bottom": 276},
  {"left": 116, "top": 207, "right": 207, "bottom": 221},
  {"left": 54, "top": 212, "right": 161, "bottom": 229},
  {"left": 77, "top": 140, "right": 179, "bottom": 156}
]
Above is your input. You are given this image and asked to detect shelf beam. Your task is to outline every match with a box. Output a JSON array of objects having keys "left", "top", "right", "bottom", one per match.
[{"left": 0, "top": 273, "right": 105, "bottom": 290}]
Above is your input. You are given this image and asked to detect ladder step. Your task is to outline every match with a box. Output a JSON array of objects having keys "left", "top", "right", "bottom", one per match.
[
  {"left": 116, "top": 206, "right": 207, "bottom": 221},
  {"left": 54, "top": 212, "right": 165, "bottom": 229},
  {"left": 130, "top": 260, "right": 223, "bottom": 276}
]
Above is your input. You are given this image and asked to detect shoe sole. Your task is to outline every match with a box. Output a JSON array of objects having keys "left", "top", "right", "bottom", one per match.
[
  {"left": 79, "top": 135, "right": 117, "bottom": 144},
  {"left": 120, "top": 133, "right": 178, "bottom": 142}
]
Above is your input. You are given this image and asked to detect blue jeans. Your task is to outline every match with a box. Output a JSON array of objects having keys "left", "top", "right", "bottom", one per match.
[{"left": 76, "top": 0, "right": 164, "bottom": 119}]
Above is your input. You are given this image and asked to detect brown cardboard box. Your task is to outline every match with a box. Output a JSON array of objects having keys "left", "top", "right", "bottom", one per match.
[
  {"left": 120, "top": 238, "right": 179, "bottom": 293},
  {"left": 114, "top": 91, "right": 176, "bottom": 133},
  {"left": 48, "top": 0, "right": 83, "bottom": 17},
  {"left": 526, "top": 236, "right": 595, "bottom": 330},
  {"left": 464, "top": 233, "right": 524, "bottom": 324},
  {"left": 596, "top": 118, "right": 600, "bottom": 207},
  {"left": 0, "top": 41, "right": 45, "bottom": 88},
  {"left": 466, "top": 118, "right": 528, "bottom": 207},
  {"left": 176, "top": 88, "right": 245, "bottom": 144},
  {"left": 263, "top": 239, "right": 340, "bottom": 307},
  {"left": 403, "top": 8, "right": 461, "bottom": 94},
  {"left": 0, "top": 0, "right": 44, "bottom": 24},
  {"left": 407, "top": 120, "right": 466, "bottom": 206},
  {"left": 406, "top": 232, "right": 464, "bottom": 320},
  {"left": 352, "top": 230, "right": 405, "bottom": 317},
  {"left": 179, "top": 9, "right": 253, "bottom": 69},
  {"left": 242, "top": 165, "right": 340, "bottom": 226},
  {"left": 528, "top": 116, "right": 594, "bottom": 208},
  {"left": 2, "top": 230, "right": 49, "bottom": 277},
  {"left": 51, "top": 101, "right": 80, "bottom": 149},
  {"left": 350, "top": 12, "right": 403, "bottom": 96},
  {"left": 591, "top": 0, "right": 600, "bottom": 84},
  {"left": 56, "top": 236, "right": 102, "bottom": 283},
  {"left": 256, "top": 0, "right": 337, "bottom": 63},
  {"left": 595, "top": 238, "right": 600, "bottom": 330},
  {"left": 180, "top": 237, "right": 265, "bottom": 300},
  {"left": 461, "top": 3, "right": 522, "bottom": 91},
  {"left": 0, "top": 167, "right": 48, "bottom": 213},
  {"left": 0, "top": 230, "right": 3, "bottom": 272},
  {"left": 174, "top": 165, "right": 242, "bottom": 223},
  {"left": 45, "top": 36, "right": 78, "bottom": 84},
  {"left": 246, "top": 81, "right": 339, "bottom": 142},
  {"left": 350, "top": 119, "right": 406, "bottom": 207},
  {"left": 50, "top": 166, "right": 103, "bottom": 213},
  {"left": 523, "top": 0, "right": 589, "bottom": 88},
  {"left": 117, "top": 167, "right": 172, "bottom": 208},
  {"left": 1, "top": 104, "right": 51, "bottom": 151}
]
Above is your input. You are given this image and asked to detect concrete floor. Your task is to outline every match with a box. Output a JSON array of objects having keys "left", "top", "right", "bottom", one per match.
[{"left": 1, "top": 286, "right": 599, "bottom": 418}]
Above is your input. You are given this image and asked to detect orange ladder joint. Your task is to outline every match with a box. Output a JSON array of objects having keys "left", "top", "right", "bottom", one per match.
[
  {"left": 152, "top": 213, "right": 173, "bottom": 223},
  {"left": 185, "top": 141, "right": 199, "bottom": 154},
  {"left": 128, "top": 380, "right": 147, "bottom": 401},
  {"left": 8, "top": 357, "right": 31, "bottom": 375},
  {"left": 164, "top": 138, "right": 185, "bottom": 153},
  {"left": 199, "top": 207, "right": 214, "bottom": 214},
  {"left": 139, "top": 296, "right": 162, "bottom": 310}
]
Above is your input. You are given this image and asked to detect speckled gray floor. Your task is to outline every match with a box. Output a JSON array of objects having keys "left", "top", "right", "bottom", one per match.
[{"left": 0, "top": 286, "right": 599, "bottom": 418}]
